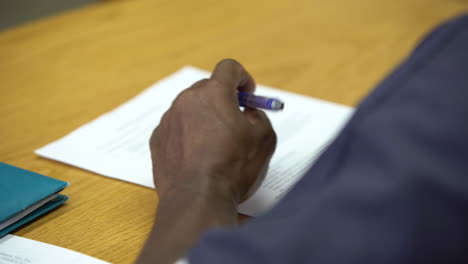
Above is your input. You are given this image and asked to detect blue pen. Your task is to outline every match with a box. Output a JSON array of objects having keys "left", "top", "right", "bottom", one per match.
[{"left": 238, "top": 92, "right": 285, "bottom": 111}]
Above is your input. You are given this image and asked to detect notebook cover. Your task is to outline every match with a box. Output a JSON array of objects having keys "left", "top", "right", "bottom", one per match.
[
  {"left": 0, "top": 194, "right": 68, "bottom": 238},
  {"left": 0, "top": 162, "right": 69, "bottom": 236}
]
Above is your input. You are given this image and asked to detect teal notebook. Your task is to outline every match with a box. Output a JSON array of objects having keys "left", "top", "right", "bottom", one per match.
[{"left": 0, "top": 162, "right": 69, "bottom": 237}]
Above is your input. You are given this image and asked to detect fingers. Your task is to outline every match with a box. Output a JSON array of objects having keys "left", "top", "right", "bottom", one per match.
[
  {"left": 243, "top": 108, "right": 277, "bottom": 159},
  {"left": 243, "top": 108, "right": 274, "bottom": 134},
  {"left": 243, "top": 107, "right": 268, "bottom": 123},
  {"left": 210, "top": 59, "right": 256, "bottom": 93}
]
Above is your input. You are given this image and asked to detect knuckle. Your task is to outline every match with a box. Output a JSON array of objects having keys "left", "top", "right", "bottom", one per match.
[
  {"left": 205, "top": 78, "right": 223, "bottom": 89},
  {"left": 216, "top": 58, "right": 242, "bottom": 73},
  {"left": 217, "top": 58, "right": 239, "bottom": 67},
  {"left": 257, "top": 113, "right": 274, "bottom": 131},
  {"left": 160, "top": 111, "right": 170, "bottom": 123},
  {"left": 149, "top": 127, "right": 159, "bottom": 146},
  {"left": 269, "top": 130, "right": 278, "bottom": 147},
  {"left": 256, "top": 110, "right": 268, "bottom": 121},
  {"left": 180, "top": 87, "right": 198, "bottom": 98},
  {"left": 173, "top": 88, "right": 198, "bottom": 107},
  {"left": 150, "top": 111, "right": 170, "bottom": 146},
  {"left": 191, "top": 78, "right": 223, "bottom": 92},
  {"left": 261, "top": 125, "right": 277, "bottom": 148},
  {"left": 191, "top": 78, "right": 210, "bottom": 88}
]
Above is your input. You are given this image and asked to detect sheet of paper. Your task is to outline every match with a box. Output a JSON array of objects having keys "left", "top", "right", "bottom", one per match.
[
  {"left": 36, "top": 66, "right": 354, "bottom": 216},
  {"left": 0, "top": 235, "right": 109, "bottom": 264}
]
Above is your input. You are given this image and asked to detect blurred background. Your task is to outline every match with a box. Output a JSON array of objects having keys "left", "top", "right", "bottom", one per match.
[
  {"left": 0, "top": 0, "right": 97, "bottom": 30},
  {"left": 3, "top": 0, "right": 466, "bottom": 108}
]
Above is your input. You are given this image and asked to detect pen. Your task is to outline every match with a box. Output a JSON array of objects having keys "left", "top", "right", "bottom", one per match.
[{"left": 238, "top": 92, "right": 285, "bottom": 111}]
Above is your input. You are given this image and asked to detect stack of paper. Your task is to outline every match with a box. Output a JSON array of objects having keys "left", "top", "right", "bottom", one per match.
[
  {"left": 36, "top": 66, "right": 354, "bottom": 216},
  {"left": 0, "top": 235, "right": 109, "bottom": 264}
]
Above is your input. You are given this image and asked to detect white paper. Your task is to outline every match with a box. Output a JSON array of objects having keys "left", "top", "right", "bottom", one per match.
[
  {"left": 0, "top": 235, "right": 109, "bottom": 264},
  {"left": 36, "top": 66, "right": 354, "bottom": 216}
]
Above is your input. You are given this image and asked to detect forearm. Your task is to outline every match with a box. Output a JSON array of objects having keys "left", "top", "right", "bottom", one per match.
[{"left": 137, "top": 183, "right": 238, "bottom": 264}]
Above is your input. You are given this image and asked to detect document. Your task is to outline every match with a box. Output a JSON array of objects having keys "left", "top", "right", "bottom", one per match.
[
  {"left": 36, "top": 66, "right": 354, "bottom": 216},
  {"left": 0, "top": 235, "right": 109, "bottom": 264}
]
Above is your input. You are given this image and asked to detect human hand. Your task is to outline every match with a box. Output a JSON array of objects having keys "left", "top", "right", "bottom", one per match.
[{"left": 149, "top": 59, "right": 277, "bottom": 203}]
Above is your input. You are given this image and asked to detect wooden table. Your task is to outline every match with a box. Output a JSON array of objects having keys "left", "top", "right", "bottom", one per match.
[{"left": 1, "top": 0, "right": 466, "bottom": 263}]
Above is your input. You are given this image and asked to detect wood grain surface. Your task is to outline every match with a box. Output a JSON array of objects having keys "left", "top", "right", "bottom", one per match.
[{"left": 0, "top": 0, "right": 467, "bottom": 263}]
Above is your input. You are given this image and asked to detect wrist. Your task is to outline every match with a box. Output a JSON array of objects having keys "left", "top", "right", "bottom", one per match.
[
  {"left": 156, "top": 171, "right": 239, "bottom": 227},
  {"left": 140, "top": 182, "right": 238, "bottom": 264},
  {"left": 158, "top": 169, "right": 239, "bottom": 205}
]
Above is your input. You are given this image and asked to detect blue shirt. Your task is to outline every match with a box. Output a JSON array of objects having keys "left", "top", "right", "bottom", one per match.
[{"left": 187, "top": 14, "right": 468, "bottom": 264}]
